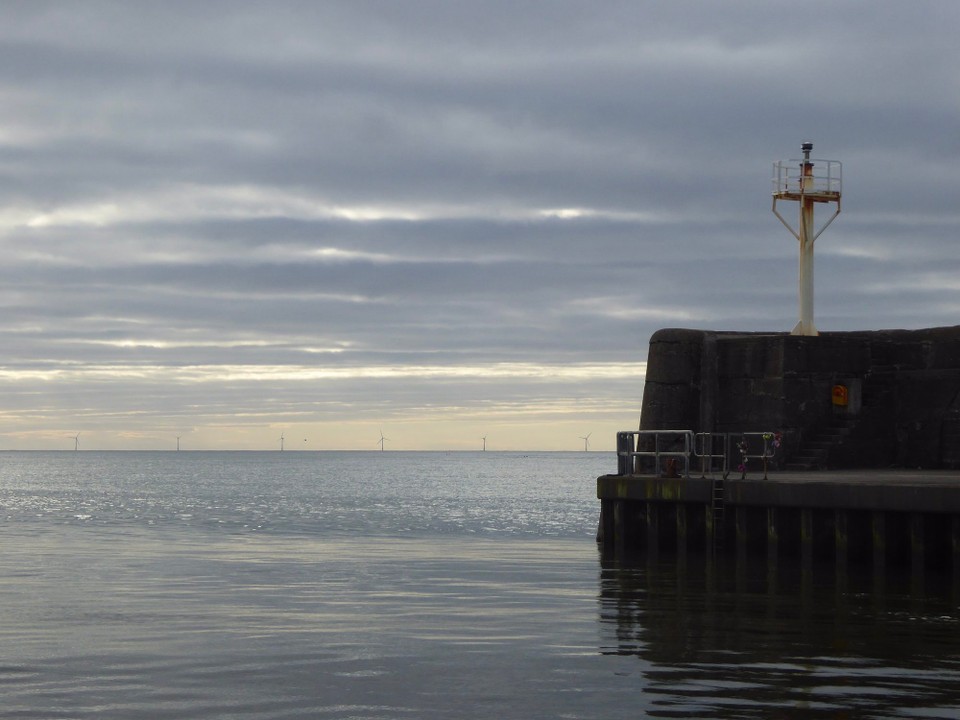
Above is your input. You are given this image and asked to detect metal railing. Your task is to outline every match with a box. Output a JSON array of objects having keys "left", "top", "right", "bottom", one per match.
[
  {"left": 616, "top": 430, "right": 694, "bottom": 478},
  {"left": 698, "top": 431, "right": 780, "bottom": 480},
  {"left": 772, "top": 158, "right": 842, "bottom": 197},
  {"left": 694, "top": 432, "right": 728, "bottom": 477},
  {"left": 616, "top": 430, "right": 780, "bottom": 479}
]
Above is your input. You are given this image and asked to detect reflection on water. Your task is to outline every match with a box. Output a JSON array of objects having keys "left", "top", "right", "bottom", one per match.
[
  {"left": 4, "top": 452, "right": 960, "bottom": 718},
  {"left": 598, "top": 552, "right": 960, "bottom": 718},
  {"left": 0, "top": 523, "right": 630, "bottom": 720}
]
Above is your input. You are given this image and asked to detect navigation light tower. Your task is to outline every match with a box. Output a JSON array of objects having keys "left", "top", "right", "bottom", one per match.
[{"left": 772, "top": 141, "right": 842, "bottom": 336}]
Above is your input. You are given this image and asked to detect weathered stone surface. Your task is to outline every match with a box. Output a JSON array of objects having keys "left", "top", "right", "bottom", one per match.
[
  {"left": 926, "top": 332, "right": 960, "bottom": 369},
  {"left": 717, "top": 336, "right": 779, "bottom": 378},
  {"left": 639, "top": 325, "right": 960, "bottom": 469},
  {"left": 640, "top": 382, "right": 700, "bottom": 429},
  {"left": 722, "top": 471, "right": 960, "bottom": 513},
  {"left": 781, "top": 335, "right": 870, "bottom": 375},
  {"left": 644, "top": 328, "right": 705, "bottom": 384},
  {"left": 597, "top": 474, "right": 714, "bottom": 503},
  {"left": 639, "top": 329, "right": 708, "bottom": 430}
]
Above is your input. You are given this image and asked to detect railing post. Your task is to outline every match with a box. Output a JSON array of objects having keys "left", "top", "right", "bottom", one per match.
[
  {"left": 654, "top": 432, "right": 660, "bottom": 477},
  {"left": 722, "top": 433, "right": 731, "bottom": 479},
  {"left": 697, "top": 432, "right": 707, "bottom": 477},
  {"left": 616, "top": 432, "right": 632, "bottom": 475}
]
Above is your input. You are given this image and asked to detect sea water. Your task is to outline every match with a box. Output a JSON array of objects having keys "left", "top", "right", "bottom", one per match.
[{"left": 0, "top": 451, "right": 958, "bottom": 718}]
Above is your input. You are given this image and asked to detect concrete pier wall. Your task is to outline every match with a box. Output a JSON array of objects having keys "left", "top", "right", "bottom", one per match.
[
  {"left": 597, "top": 471, "right": 960, "bottom": 576},
  {"left": 639, "top": 326, "right": 960, "bottom": 469}
]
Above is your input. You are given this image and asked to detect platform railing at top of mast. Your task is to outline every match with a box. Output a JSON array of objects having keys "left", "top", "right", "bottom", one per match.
[{"left": 772, "top": 158, "right": 842, "bottom": 197}]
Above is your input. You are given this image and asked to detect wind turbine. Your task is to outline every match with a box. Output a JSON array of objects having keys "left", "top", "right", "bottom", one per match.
[
  {"left": 176, "top": 435, "right": 181, "bottom": 452},
  {"left": 378, "top": 429, "right": 388, "bottom": 452},
  {"left": 580, "top": 433, "right": 591, "bottom": 452},
  {"left": 481, "top": 436, "right": 487, "bottom": 451},
  {"left": 71, "top": 433, "right": 80, "bottom": 452},
  {"left": 279, "top": 433, "right": 285, "bottom": 452}
]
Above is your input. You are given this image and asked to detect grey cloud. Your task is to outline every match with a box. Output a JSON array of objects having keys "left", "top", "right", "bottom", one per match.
[{"left": 1, "top": 1, "right": 958, "bottom": 447}]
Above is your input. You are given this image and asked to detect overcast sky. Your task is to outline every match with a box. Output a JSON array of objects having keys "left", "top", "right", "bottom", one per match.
[{"left": 1, "top": 1, "right": 958, "bottom": 451}]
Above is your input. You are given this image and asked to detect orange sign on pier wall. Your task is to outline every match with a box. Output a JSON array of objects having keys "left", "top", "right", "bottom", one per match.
[{"left": 832, "top": 384, "right": 848, "bottom": 407}]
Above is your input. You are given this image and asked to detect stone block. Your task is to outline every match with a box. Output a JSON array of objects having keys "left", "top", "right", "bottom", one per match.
[
  {"left": 640, "top": 381, "right": 699, "bottom": 430},
  {"left": 782, "top": 335, "right": 869, "bottom": 375},
  {"left": 717, "top": 335, "right": 782, "bottom": 378},
  {"left": 645, "top": 328, "right": 706, "bottom": 385}
]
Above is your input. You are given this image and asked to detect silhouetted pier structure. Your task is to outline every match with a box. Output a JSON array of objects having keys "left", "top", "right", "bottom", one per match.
[
  {"left": 598, "top": 465, "right": 960, "bottom": 579},
  {"left": 597, "top": 325, "right": 960, "bottom": 580}
]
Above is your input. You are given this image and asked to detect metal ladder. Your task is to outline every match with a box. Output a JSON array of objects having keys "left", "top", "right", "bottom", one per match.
[{"left": 711, "top": 475, "right": 725, "bottom": 552}]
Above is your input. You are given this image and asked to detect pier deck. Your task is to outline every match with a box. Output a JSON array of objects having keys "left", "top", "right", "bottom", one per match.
[
  {"left": 600, "top": 469, "right": 960, "bottom": 513},
  {"left": 597, "top": 470, "right": 960, "bottom": 573}
]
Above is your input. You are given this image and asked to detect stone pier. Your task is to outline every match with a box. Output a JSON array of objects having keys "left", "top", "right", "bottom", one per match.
[{"left": 597, "top": 469, "right": 960, "bottom": 577}]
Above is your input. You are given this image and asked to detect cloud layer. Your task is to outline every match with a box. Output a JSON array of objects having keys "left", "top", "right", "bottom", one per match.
[{"left": 1, "top": 2, "right": 958, "bottom": 449}]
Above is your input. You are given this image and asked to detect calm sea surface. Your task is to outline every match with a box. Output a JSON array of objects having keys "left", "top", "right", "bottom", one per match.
[{"left": 1, "top": 451, "right": 959, "bottom": 718}]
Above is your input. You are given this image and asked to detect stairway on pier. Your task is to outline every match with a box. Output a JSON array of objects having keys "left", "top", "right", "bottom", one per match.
[{"left": 786, "top": 367, "right": 898, "bottom": 471}]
